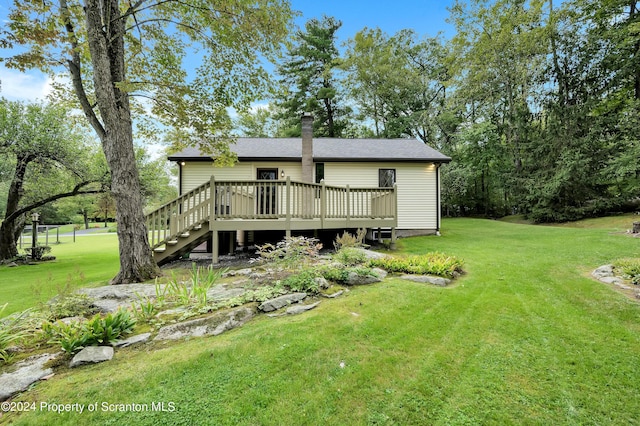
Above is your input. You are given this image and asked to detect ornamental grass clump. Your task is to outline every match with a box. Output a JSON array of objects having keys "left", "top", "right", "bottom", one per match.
[
  {"left": 614, "top": 258, "right": 640, "bottom": 285},
  {"left": 0, "top": 304, "right": 30, "bottom": 363},
  {"left": 368, "top": 252, "right": 463, "bottom": 278}
]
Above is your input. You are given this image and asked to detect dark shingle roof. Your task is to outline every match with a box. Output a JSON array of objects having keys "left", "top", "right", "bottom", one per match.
[{"left": 168, "top": 138, "right": 451, "bottom": 163}]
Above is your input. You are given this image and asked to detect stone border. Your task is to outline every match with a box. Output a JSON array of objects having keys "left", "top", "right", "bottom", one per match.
[{"left": 592, "top": 265, "right": 640, "bottom": 299}]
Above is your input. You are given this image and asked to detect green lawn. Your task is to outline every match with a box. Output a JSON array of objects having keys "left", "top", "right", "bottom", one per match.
[
  {"left": 0, "top": 235, "right": 120, "bottom": 317},
  {"left": 3, "top": 218, "right": 640, "bottom": 425}
]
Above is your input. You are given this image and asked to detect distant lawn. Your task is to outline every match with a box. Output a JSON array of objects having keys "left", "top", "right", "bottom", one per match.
[
  {"left": 499, "top": 212, "right": 638, "bottom": 231},
  {"left": 0, "top": 235, "right": 120, "bottom": 317},
  {"left": 4, "top": 217, "right": 640, "bottom": 425}
]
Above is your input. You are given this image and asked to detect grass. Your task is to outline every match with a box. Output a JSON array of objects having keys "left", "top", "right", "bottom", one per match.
[
  {"left": 0, "top": 235, "right": 120, "bottom": 317},
  {"left": 2, "top": 218, "right": 640, "bottom": 425}
]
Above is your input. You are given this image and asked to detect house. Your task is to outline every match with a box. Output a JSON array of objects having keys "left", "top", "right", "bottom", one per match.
[{"left": 149, "top": 115, "right": 450, "bottom": 264}]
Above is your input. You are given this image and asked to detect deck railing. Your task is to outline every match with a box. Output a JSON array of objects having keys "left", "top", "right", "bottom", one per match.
[{"left": 146, "top": 177, "right": 397, "bottom": 249}]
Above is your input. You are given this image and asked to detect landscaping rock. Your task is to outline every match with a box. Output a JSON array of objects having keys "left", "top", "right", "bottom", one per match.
[
  {"left": 315, "top": 277, "right": 330, "bottom": 289},
  {"left": 69, "top": 346, "right": 114, "bottom": 368},
  {"left": 354, "top": 248, "right": 390, "bottom": 260},
  {"left": 592, "top": 265, "right": 615, "bottom": 279},
  {"left": 113, "top": 333, "right": 151, "bottom": 348},
  {"left": 286, "top": 301, "right": 320, "bottom": 315},
  {"left": 0, "top": 353, "right": 58, "bottom": 401},
  {"left": 78, "top": 284, "right": 160, "bottom": 313},
  {"left": 154, "top": 306, "right": 255, "bottom": 341},
  {"left": 322, "top": 290, "right": 344, "bottom": 299},
  {"left": 598, "top": 276, "right": 625, "bottom": 286},
  {"left": 345, "top": 268, "right": 387, "bottom": 286},
  {"left": 207, "top": 285, "right": 247, "bottom": 301},
  {"left": 401, "top": 274, "right": 451, "bottom": 287},
  {"left": 223, "top": 268, "right": 253, "bottom": 277},
  {"left": 258, "top": 293, "right": 307, "bottom": 312}
]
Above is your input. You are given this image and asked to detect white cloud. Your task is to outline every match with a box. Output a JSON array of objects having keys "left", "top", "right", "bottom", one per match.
[{"left": 0, "top": 66, "right": 53, "bottom": 102}]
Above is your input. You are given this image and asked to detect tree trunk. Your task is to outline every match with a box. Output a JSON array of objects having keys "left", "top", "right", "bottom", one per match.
[
  {"left": 0, "top": 154, "right": 32, "bottom": 261},
  {"left": 84, "top": 0, "right": 160, "bottom": 284}
]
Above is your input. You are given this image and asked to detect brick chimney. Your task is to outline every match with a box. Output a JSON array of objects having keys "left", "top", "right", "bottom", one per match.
[{"left": 301, "top": 113, "right": 314, "bottom": 183}]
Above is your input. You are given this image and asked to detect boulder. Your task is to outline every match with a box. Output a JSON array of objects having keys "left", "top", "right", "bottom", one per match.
[
  {"left": 69, "top": 346, "right": 114, "bottom": 368},
  {"left": 592, "top": 265, "right": 615, "bottom": 280},
  {"left": 154, "top": 306, "right": 255, "bottom": 341},
  {"left": 401, "top": 274, "right": 451, "bottom": 287},
  {"left": 345, "top": 268, "right": 387, "bottom": 286},
  {"left": 207, "top": 285, "right": 247, "bottom": 301},
  {"left": 0, "top": 353, "right": 58, "bottom": 401},
  {"left": 113, "top": 333, "right": 151, "bottom": 348},
  {"left": 314, "top": 277, "right": 330, "bottom": 290},
  {"left": 353, "top": 248, "right": 390, "bottom": 260},
  {"left": 258, "top": 293, "right": 307, "bottom": 312},
  {"left": 286, "top": 302, "right": 320, "bottom": 315},
  {"left": 78, "top": 284, "right": 161, "bottom": 313}
]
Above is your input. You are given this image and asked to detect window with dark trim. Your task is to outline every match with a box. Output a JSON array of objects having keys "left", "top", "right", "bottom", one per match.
[
  {"left": 379, "top": 169, "right": 396, "bottom": 188},
  {"left": 315, "top": 163, "right": 325, "bottom": 184}
]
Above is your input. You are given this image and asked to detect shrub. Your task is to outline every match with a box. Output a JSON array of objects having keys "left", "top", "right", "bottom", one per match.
[
  {"left": 614, "top": 258, "right": 640, "bottom": 285},
  {"left": 319, "top": 265, "right": 377, "bottom": 284},
  {"left": 44, "top": 292, "right": 96, "bottom": 320},
  {"left": 334, "top": 247, "right": 368, "bottom": 266},
  {"left": 24, "top": 245, "right": 51, "bottom": 261},
  {"left": 319, "top": 265, "right": 350, "bottom": 283},
  {"left": 281, "top": 269, "right": 321, "bottom": 293},
  {"left": 256, "top": 236, "right": 322, "bottom": 268},
  {"left": 333, "top": 228, "right": 368, "bottom": 251},
  {"left": 368, "top": 253, "right": 463, "bottom": 278}
]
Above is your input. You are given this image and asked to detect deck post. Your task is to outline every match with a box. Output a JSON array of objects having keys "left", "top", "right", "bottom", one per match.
[
  {"left": 212, "top": 230, "right": 219, "bottom": 264},
  {"left": 286, "top": 177, "right": 292, "bottom": 237},
  {"left": 320, "top": 180, "right": 326, "bottom": 228},
  {"left": 210, "top": 176, "right": 218, "bottom": 264},
  {"left": 390, "top": 227, "right": 397, "bottom": 250},
  {"left": 346, "top": 185, "right": 350, "bottom": 228}
]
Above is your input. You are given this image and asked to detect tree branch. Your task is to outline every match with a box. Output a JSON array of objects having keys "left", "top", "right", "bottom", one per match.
[
  {"left": 3, "top": 181, "right": 106, "bottom": 224},
  {"left": 59, "top": 0, "right": 107, "bottom": 140}
]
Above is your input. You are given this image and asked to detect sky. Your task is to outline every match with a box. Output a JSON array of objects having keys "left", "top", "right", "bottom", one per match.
[{"left": 0, "top": 0, "right": 456, "bottom": 103}]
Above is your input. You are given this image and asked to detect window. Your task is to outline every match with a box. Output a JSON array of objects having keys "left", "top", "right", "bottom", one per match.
[
  {"left": 315, "top": 163, "right": 325, "bottom": 183},
  {"left": 379, "top": 169, "right": 396, "bottom": 188}
]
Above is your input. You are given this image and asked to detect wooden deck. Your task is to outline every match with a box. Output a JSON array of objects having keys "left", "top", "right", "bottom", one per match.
[{"left": 146, "top": 177, "right": 397, "bottom": 264}]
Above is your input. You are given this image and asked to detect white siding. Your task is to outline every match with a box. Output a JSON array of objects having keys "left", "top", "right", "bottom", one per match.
[
  {"left": 181, "top": 162, "right": 303, "bottom": 193},
  {"left": 323, "top": 162, "right": 438, "bottom": 230},
  {"left": 181, "top": 160, "right": 439, "bottom": 230}
]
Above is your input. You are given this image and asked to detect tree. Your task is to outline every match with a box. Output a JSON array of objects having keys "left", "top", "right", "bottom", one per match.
[
  {"left": 343, "top": 28, "right": 449, "bottom": 142},
  {"left": 3, "top": 0, "right": 294, "bottom": 283},
  {"left": 276, "top": 16, "right": 351, "bottom": 137},
  {"left": 234, "top": 105, "right": 281, "bottom": 137},
  {"left": 0, "top": 99, "right": 107, "bottom": 260}
]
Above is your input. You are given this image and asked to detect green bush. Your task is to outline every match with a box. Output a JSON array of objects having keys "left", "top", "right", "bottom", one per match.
[
  {"left": 319, "top": 265, "right": 350, "bottom": 283},
  {"left": 44, "top": 292, "right": 96, "bottom": 320},
  {"left": 333, "top": 247, "right": 368, "bottom": 266},
  {"left": 256, "top": 236, "right": 322, "bottom": 268},
  {"left": 319, "top": 265, "right": 378, "bottom": 284},
  {"left": 24, "top": 245, "right": 51, "bottom": 261},
  {"left": 333, "top": 229, "right": 367, "bottom": 251},
  {"left": 368, "top": 253, "right": 463, "bottom": 278},
  {"left": 281, "top": 269, "right": 321, "bottom": 293}
]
